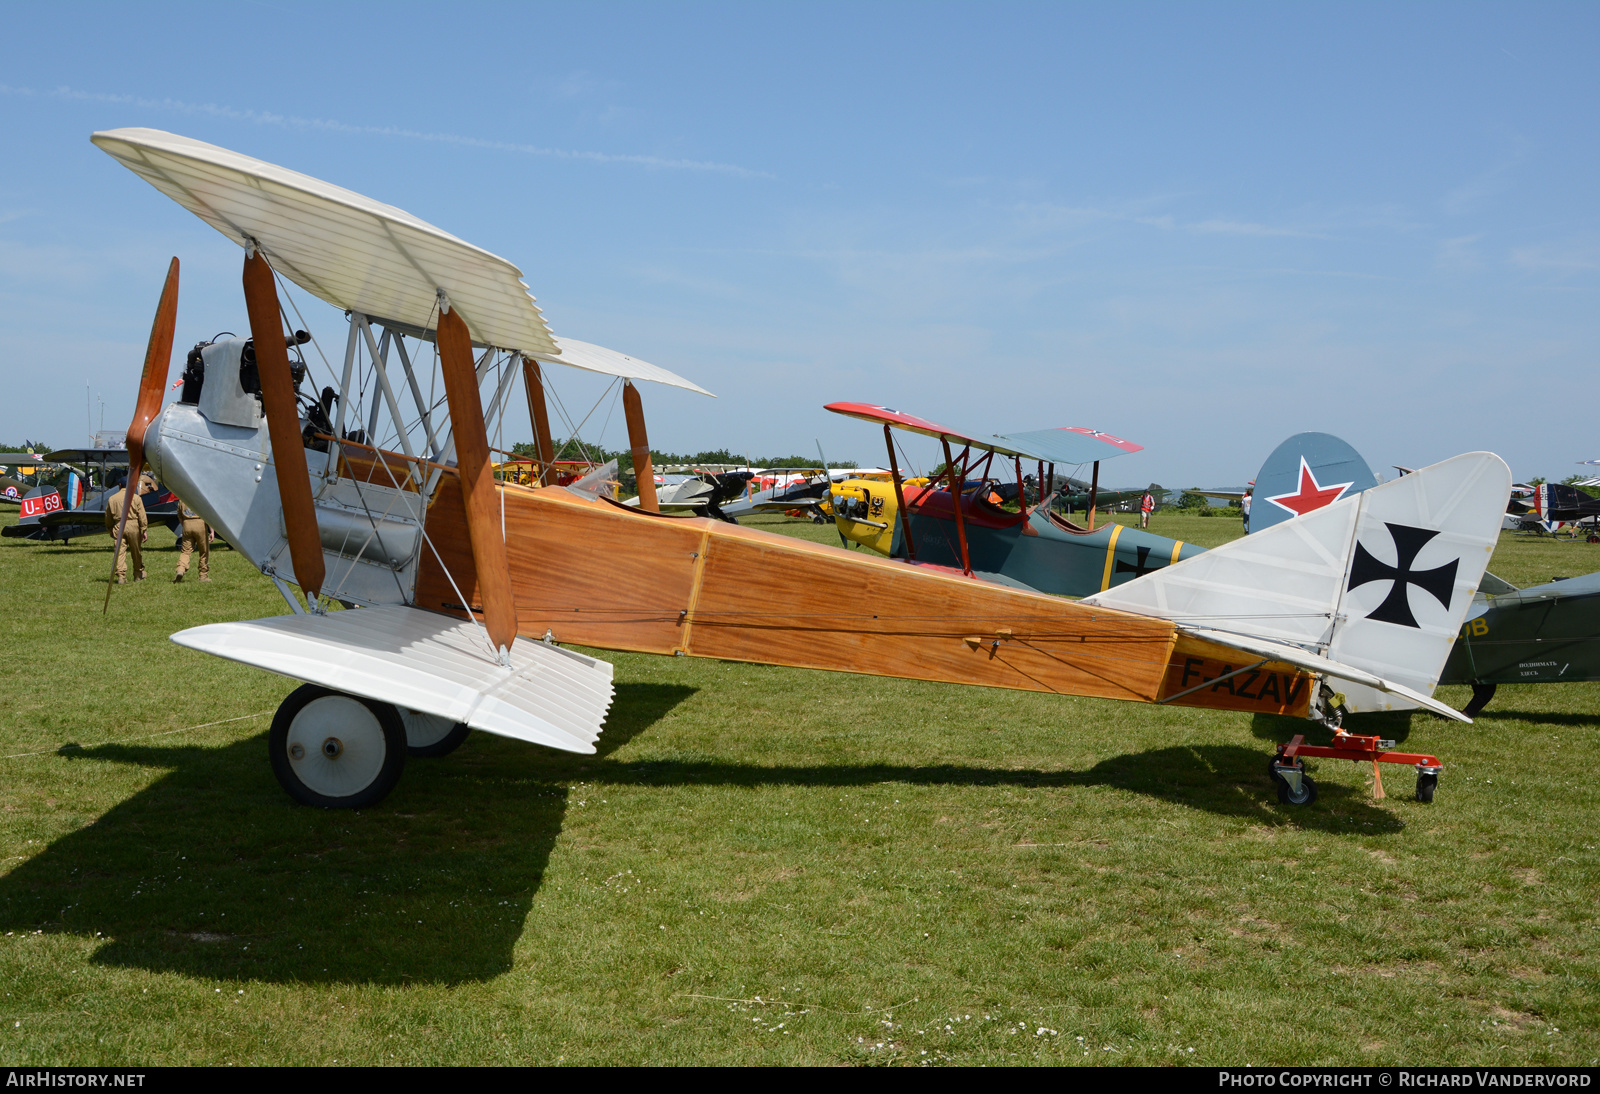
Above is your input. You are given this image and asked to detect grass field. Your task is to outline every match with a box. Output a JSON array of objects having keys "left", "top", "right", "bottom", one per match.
[{"left": 0, "top": 508, "right": 1596, "bottom": 1065}]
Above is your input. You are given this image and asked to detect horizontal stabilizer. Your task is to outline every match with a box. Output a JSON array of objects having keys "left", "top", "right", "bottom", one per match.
[
  {"left": 171, "top": 605, "right": 615, "bottom": 753},
  {"left": 1178, "top": 626, "right": 1469, "bottom": 723}
]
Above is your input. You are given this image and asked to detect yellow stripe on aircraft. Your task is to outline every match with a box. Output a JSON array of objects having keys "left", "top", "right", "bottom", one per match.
[
  {"left": 1099, "top": 524, "right": 1124, "bottom": 591},
  {"left": 1170, "top": 540, "right": 1185, "bottom": 566}
]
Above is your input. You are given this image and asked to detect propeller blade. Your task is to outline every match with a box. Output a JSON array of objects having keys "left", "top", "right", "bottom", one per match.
[
  {"left": 104, "top": 257, "right": 179, "bottom": 613},
  {"left": 242, "top": 251, "right": 324, "bottom": 604},
  {"left": 437, "top": 302, "right": 519, "bottom": 656}
]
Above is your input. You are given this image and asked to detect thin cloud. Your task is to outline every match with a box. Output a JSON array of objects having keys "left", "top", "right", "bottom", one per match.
[
  {"left": 1435, "top": 235, "right": 1484, "bottom": 273},
  {"left": 1188, "top": 218, "right": 1315, "bottom": 238},
  {"left": 1510, "top": 240, "right": 1600, "bottom": 273},
  {"left": 0, "top": 83, "right": 774, "bottom": 180}
]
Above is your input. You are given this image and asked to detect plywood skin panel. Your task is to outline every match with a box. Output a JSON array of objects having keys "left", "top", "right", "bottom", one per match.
[
  {"left": 417, "top": 479, "right": 703, "bottom": 655},
  {"left": 415, "top": 483, "right": 1178, "bottom": 700},
  {"left": 1158, "top": 634, "right": 1314, "bottom": 717}
]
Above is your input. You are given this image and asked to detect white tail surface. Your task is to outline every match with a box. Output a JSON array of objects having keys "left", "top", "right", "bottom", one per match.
[{"left": 1085, "top": 452, "right": 1511, "bottom": 712}]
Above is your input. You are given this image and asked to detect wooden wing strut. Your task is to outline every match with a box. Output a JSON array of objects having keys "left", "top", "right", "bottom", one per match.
[
  {"left": 436, "top": 303, "right": 519, "bottom": 655},
  {"left": 242, "top": 252, "right": 325, "bottom": 604},
  {"left": 522, "top": 358, "right": 556, "bottom": 485},
  {"left": 623, "top": 381, "right": 658, "bottom": 513}
]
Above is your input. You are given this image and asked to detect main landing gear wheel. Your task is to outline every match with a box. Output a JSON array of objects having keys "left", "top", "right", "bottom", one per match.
[
  {"left": 398, "top": 709, "right": 472, "bottom": 758},
  {"left": 269, "top": 684, "right": 406, "bottom": 809}
]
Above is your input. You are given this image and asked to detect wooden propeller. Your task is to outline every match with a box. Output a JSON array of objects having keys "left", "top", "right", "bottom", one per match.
[
  {"left": 242, "top": 251, "right": 325, "bottom": 605},
  {"left": 436, "top": 302, "right": 519, "bottom": 655},
  {"left": 103, "top": 257, "right": 179, "bottom": 613}
]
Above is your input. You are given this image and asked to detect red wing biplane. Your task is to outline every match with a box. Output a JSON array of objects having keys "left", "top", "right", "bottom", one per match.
[
  {"left": 824, "top": 403, "right": 1205, "bottom": 594},
  {"left": 95, "top": 128, "right": 1509, "bottom": 811}
]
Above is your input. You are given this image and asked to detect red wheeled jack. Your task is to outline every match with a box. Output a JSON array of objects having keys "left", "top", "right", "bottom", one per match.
[{"left": 1270, "top": 731, "right": 1442, "bottom": 806}]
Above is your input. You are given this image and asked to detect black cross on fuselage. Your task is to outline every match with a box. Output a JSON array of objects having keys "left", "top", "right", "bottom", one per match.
[
  {"left": 1346, "top": 522, "right": 1459, "bottom": 628},
  {"left": 1115, "top": 545, "right": 1160, "bottom": 580}
]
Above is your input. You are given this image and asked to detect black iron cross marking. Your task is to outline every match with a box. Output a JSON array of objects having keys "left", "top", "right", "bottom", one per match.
[
  {"left": 1115, "top": 545, "right": 1161, "bottom": 580},
  {"left": 1346, "top": 522, "right": 1459, "bottom": 628}
]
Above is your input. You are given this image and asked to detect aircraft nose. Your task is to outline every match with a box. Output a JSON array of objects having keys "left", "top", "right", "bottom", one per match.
[{"left": 142, "top": 405, "right": 167, "bottom": 480}]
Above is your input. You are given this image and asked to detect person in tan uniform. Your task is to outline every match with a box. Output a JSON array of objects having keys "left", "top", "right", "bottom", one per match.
[
  {"left": 173, "top": 497, "right": 210, "bottom": 583},
  {"left": 103, "top": 476, "right": 147, "bottom": 584}
]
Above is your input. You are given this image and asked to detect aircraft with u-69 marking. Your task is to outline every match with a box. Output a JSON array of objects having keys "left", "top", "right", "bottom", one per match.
[{"left": 93, "top": 128, "right": 1509, "bottom": 810}]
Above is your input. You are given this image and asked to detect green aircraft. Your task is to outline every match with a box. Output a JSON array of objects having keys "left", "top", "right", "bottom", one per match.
[{"left": 1444, "top": 570, "right": 1600, "bottom": 716}]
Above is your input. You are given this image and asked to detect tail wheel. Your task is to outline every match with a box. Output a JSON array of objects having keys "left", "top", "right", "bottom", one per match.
[
  {"left": 1416, "top": 771, "right": 1439, "bottom": 803},
  {"left": 1276, "top": 772, "right": 1318, "bottom": 806},
  {"left": 399, "top": 708, "right": 472, "bottom": 758},
  {"left": 269, "top": 684, "right": 405, "bottom": 809}
]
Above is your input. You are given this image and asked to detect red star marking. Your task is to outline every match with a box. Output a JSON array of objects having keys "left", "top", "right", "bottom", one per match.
[{"left": 1265, "top": 457, "right": 1353, "bottom": 516}]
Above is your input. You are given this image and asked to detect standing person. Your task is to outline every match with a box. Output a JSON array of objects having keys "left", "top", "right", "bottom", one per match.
[
  {"left": 1241, "top": 490, "right": 1253, "bottom": 533},
  {"left": 173, "top": 497, "right": 210, "bottom": 583},
  {"left": 1139, "top": 491, "right": 1155, "bottom": 529},
  {"left": 103, "top": 476, "right": 147, "bottom": 584}
]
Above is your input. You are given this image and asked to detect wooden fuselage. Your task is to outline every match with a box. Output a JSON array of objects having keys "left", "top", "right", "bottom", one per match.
[{"left": 414, "top": 478, "right": 1312, "bottom": 718}]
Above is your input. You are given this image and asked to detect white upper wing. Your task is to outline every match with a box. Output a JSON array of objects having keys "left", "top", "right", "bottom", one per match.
[
  {"left": 93, "top": 128, "right": 716, "bottom": 396},
  {"left": 93, "top": 128, "right": 560, "bottom": 359}
]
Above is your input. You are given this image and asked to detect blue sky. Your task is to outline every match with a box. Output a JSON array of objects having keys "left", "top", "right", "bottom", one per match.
[{"left": 1, "top": 2, "right": 1595, "bottom": 486}]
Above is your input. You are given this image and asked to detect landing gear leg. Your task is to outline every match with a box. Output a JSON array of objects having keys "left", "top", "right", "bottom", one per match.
[{"left": 1461, "top": 684, "right": 1496, "bottom": 719}]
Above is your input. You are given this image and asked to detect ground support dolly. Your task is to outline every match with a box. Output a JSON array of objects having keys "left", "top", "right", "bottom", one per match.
[{"left": 1270, "top": 732, "right": 1442, "bottom": 805}]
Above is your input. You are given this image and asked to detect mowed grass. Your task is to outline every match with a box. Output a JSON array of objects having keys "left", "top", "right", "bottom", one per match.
[{"left": 0, "top": 509, "right": 1595, "bottom": 1065}]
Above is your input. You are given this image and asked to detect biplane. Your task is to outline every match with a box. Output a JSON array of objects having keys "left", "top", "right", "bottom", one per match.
[
  {"left": 823, "top": 404, "right": 1206, "bottom": 594},
  {"left": 0, "top": 451, "right": 46, "bottom": 506},
  {"left": 1507, "top": 481, "right": 1600, "bottom": 538},
  {"left": 95, "top": 128, "right": 1509, "bottom": 811},
  {"left": 1, "top": 467, "right": 179, "bottom": 544}
]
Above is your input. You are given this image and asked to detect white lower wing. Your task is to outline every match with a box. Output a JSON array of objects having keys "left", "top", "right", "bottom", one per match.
[{"left": 171, "top": 605, "right": 615, "bottom": 754}]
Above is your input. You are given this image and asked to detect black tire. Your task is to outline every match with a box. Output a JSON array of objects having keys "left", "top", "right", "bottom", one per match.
[
  {"left": 1416, "top": 772, "right": 1438, "bottom": 803},
  {"left": 397, "top": 707, "right": 473, "bottom": 758},
  {"left": 1276, "top": 772, "right": 1317, "bottom": 806},
  {"left": 1268, "top": 758, "right": 1286, "bottom": 783},
  {"left": 269, "top": 684, "right": 406, "bottom": 809}
]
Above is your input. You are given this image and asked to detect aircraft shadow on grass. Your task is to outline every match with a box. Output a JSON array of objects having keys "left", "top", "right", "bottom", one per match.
[
  {"left": 1470, "top": 709, "right": 1600, "bottom": 728},
  {"left": 0, "top": 684, "right": 1398, "bottom": 988},
  {"left": 581, "top": 744, "right": 1403, "bottom": 836},
  {"left": 0, "top": 682, "right": 695, "bottom": 988},
  {"left": 1249, "top": 710, "right": 1418, "bottom": 745}
]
